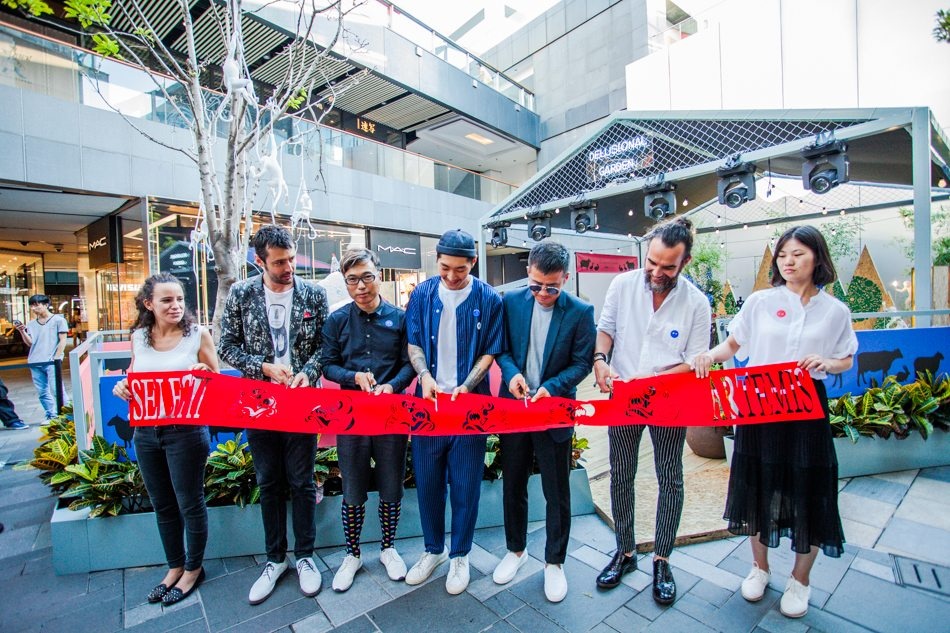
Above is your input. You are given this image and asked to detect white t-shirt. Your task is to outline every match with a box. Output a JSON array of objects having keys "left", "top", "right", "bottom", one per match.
[
  {"left": 26, "top": 314, "right": 69, "bottom": 363},
  {"left": 435, "top": 279, "right": 473, "bottom": 391},
  {"left": 597, "top": 269, "right": 711, "bottom": 379},
  {"left": 264, "top": 285, "right": 294, "bottom": 367},
  {"left": 728, "top": 285, "right": 858, "bottom": 379}
]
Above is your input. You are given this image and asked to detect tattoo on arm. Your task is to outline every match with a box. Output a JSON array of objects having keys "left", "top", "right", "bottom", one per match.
[
  {"left": 408, "top": 344, "right": 429, "bottom": 376},
  {"left": 462, "top": 354, "right": 493, "bottom": 391}
]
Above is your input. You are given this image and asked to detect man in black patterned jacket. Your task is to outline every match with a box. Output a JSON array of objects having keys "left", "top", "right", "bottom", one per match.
[{"left": 219, "top": 224, "right": 329, "bottom": 605}]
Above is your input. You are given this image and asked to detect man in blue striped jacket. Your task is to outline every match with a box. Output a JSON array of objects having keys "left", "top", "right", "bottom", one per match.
[{"left": 404, "top": 229, "right": 505, "bottom": 595}]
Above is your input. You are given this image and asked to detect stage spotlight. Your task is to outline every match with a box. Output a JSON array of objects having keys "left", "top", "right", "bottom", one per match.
[
  {"left": 801, "top": 135, "right": 849, "bottom": 194},
  {"left": 490, "top": 227, "right": 508, "bottom": 248},
  {"left": 643, "top": 181, "right": 676, "bottom": 221},
  {"left": 529, "top": 218, "right": 550, "bottom": 241},
  {"left": 570, "top": 200, "right": 597, "bottom": 234},
  {"left": 717, "top": 159, "right": 756, "bottom": 209}
]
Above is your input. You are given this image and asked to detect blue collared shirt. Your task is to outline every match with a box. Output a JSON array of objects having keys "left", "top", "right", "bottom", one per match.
[
  {"left": 320, "top": 299, "right": 415, "bottom": 393},
  {"left": 405, "top": 276, "right": 505, "bottom": 396}
]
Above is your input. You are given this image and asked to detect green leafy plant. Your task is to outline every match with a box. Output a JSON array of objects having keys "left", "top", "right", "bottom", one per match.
[
  {"left": 65, "top": 435, "right": 147, "bottom": 517},
  {"left": 15, "top": 407, "right": 79, "bottom": 493},
  {"left": 829, "top": 373, "right": 948, "bottom": 442},
  {"left": 204, "top": 433, "right": 259, "bottom": 508},
  {"left": 483, "top": 434, "right": 503, "bottom": 481},
  {"left": 314, "top": 445, "right": 341, "bottom": 497}
]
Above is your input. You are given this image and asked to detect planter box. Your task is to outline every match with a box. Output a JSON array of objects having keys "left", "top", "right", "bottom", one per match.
[
  {"left": 724, "top": 431, "right": 949, "bottom": 479},
  {"left": 52, "top": 468, "right": 595, "bottom": 575}
]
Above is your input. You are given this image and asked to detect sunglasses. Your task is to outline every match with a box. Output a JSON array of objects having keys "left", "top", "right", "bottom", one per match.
[
  {"left": 344, "top": 273, "right": 377, "bottom": 286},
  {"left": 528, "top": 283, "right": 561, "bottom": 296}
]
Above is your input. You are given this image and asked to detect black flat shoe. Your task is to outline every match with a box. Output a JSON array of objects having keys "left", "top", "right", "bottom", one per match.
[
  {"left": 596, "top": 551, "right": 637, "bottom": 589},
  {"left": 653, "top": 558, "right": 676, "bottom": 605},
  {"left": 146, "top": 582, "right": 172, "bottom": 604},
  {"left": 162, "top": 568, "right": 206, "bottom": 606}
]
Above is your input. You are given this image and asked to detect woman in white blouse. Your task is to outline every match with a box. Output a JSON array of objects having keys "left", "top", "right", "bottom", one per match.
[
  {"left": 113, "top": 273, "right": 219, "bottom": 606},
  {"left": 693, "top": 226, "right": 857, "bottom": 619}
]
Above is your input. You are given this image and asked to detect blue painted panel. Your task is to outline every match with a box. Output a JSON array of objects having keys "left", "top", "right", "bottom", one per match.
[{"left": 823, "top": 327, "right": 949, "bottom": 397}]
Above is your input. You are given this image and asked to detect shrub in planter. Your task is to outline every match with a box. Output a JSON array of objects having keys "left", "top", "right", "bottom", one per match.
[
  {"left": 64, "top": 435, "right": 148, "bottom": 517},
  {"left": 16, "top": 408, "right": 79, "bottom": 494},
  {"left": 204, "top": 432, "right": 259, "bottom": 507}
]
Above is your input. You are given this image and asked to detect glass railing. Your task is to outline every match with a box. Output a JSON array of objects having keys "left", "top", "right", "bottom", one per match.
[
  {"left": 0, "top": 22, "right": 515, "bottom": 205},
  {"left": 647, "top": 15, "right": 704, "bottom": 54}
]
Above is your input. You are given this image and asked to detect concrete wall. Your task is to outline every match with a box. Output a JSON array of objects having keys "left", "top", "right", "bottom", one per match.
[{"left": 0, "top": 84, "right": 493, "bottom": 239}]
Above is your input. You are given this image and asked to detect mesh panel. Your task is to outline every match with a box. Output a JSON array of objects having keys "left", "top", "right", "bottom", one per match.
[{"left": 495, "top": 118, "right": 870, "bottom": 216}]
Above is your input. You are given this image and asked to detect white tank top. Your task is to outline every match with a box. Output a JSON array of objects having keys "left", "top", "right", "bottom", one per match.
[{"left": 131, "top": 325, "right": 203, "bottom": 372}]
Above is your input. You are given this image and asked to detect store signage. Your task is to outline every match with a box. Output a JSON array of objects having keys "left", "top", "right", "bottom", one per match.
[
  {"left": 87, "top": 215, "right": 122, "bottom": 268},
  {"left": 369, "top": 229, "right": 422, "bottom": 269},
  {"left": 341, "top": 112, "right": 402, "bottom": 146},
  {"left": 586, "top": 135, "right": 654, "bottom": 182}
]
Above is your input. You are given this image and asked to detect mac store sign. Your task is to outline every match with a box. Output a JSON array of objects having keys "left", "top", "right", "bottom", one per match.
[
  {"left": 369, "top": 229, "right": 422, "bottom": 269},
  {"left": 87, "top": 215, "right": 123, "bottom": 268}
]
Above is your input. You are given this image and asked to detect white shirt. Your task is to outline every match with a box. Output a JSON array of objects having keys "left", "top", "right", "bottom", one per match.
[
  {"left": 264, "top": 285, "right": 294, "bottom": 367},
  {"left": 435, "top": 280, "right": 473, "bottom": 391},
  {"left": 132, "top": 326, "right": 202, "bottom": 372},
  {"left": 597, "top": 269, "right": 711, "bottom": 380},
  {"left": 525, "top": 301, "right": 554, "bottom": 391},
  {"left": 728, "top": 285, "right": 858, "bottom": 379}
]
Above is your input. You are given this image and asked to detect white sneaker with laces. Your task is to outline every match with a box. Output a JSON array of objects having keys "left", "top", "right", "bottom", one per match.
[
  {"left": 492, "top": 551, "right": 528, "bottom": 585},
  {"left": 248, "top": 559, "right": 289, "bottom": 604},
  {"left": 332, "top": 554, "right": 362, "bottom": 592},
  {"left": 544, "top": 564, "right": 568, "bottom": 603},
  {"left": 445, "top": 555, "right": 470, "bottom": 595},
  {"left": 405, "top": 548, "right": 449, "bottom": 585},
  {"left": 740, "top": 564, "right": 771, "bottom": 602},
  {"left": 380, "top": 548, "right": 408, "bottom": 581},
  {"left": 296, "top": 557, "right": 322, "bottom": 597},
  {"left": 780, "top": 576, "right": 811, "bottom": 618}
]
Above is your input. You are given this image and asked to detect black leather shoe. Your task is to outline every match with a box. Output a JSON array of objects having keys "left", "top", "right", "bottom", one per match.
[
  {"left": 162, "top": 568, "right": 205, "bottom": 605},
  {"left": 596, "top": 552, "right": 637, "bottom": 589},
  {"left": 653, "top": 558, "right": 676, "bottom": 605}
]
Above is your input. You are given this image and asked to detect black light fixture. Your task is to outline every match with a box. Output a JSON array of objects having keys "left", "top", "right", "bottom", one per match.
[
  {"left": 526, "top": 207, "right": 552, "bottom": 241},
  {"left": 717, "top": 157, "right": 756, "bottom": 208},
  {"left": 801, "top": 133, "right": 849, "bottom": 194},
  {"left": 570, "top": 200, "right": 597, "bottom": 234},
  {"left": 486, "top": 220, "right": 511, "bottom": 248},
  {"left": 643, "top": 178, "right": 676, "bottom": 221}
]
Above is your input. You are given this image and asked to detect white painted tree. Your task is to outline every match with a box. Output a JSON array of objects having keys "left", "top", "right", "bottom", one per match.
[{"left": 7, "top": 0, "right": 368, "bottom": 333}]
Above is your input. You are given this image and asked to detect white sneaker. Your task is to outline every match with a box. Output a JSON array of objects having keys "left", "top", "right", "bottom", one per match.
[
  {"left": 248, "top": 559, "right": 289, "bottom": 604},
  {"left": 332, "top": 554, "right": 362, "bottom": 592},
  {"left": 544, "top": 564, "right": 568, "bottom": 603},
  {"left": 445, "top": 556, "right": 470, "bottom": 595},
  {"left": 296, "top": 557, "right": 322, "bottom": 597},
  {"left": 492, "top": 551, "right": 528, "bottom": 585},
  {"left": 740, "top": 564, "right": 771, "bottom": 602},
  {"left": 405, "top": 548, "right": 448, "bottom": 585},
  {"left": 380, "top": 548, "right": 408, "bottom": 581},
  {"left": 780, "top": 576, "right": 811, "bottom": 618}
]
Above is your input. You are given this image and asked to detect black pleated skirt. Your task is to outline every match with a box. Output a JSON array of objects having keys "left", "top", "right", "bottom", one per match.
[{"left": 724, "top": 381, "right": 845, "bottom": 557}]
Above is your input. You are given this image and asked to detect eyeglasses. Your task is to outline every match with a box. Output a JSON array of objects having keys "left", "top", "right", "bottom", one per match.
[
  {"left": 528, "top": 283, "right": 561, "bottom": 296},
  {"left": 344, "top": 273, "right": 377, "bottom": 286}
]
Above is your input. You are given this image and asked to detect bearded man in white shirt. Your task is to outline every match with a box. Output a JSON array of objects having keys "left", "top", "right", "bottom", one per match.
[{"left": 592, "top": 217, "right": 711, "bottom": 606}]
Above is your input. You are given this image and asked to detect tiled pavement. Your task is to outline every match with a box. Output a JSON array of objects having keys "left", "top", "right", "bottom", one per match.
[{"left": 1, "top": 367, "right": 949, "bottom": 632}]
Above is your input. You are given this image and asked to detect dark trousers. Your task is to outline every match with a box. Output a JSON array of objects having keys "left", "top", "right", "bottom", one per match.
[
  {"left": 501, "top": 431, "right": 572, "bottom": 564},
  {"left": 246, "top": 429, "right": 318, "bottom": 562},
  {"left": 133, "top": 425, "right": 210, "bottom": 571},
  {"left": 337, "top": 434, "right": 408, "bottom": 505},
  {"left": 0, "top": 377, "right": 25, "bottom": 426},
  {"left": 608, "top": 424, "right": 686, "bottom": 557},
  {"left": 412, "top": 434, "right": 487, "bottom": 558}
]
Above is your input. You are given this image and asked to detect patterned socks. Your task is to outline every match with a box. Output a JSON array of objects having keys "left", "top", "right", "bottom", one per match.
[
  {"left": 342, "top": 501, "right": 366, "bottom": 558},
  {"left": 379, "top": 500, "right": 401, "bottom": 550}
]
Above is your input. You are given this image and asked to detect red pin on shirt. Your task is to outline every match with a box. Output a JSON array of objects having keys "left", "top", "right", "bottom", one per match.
[{"left": 776, "top": 309, "right": 787, "bottom": 318}]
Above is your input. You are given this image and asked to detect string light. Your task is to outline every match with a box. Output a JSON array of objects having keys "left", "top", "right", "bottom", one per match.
[
  {"left": 840, "top": 209, "right": 846, "bottom": 216},
  {"left": 821, "top": 207, "right": 828, "bottom": 215},
  {"left": 522, "top": 240, "right": 527, "bottom": 247},
  {"left": 716, "top": 214, "right": 723, "bottom": 224},
  {"left": 628, "top": 209, "right": 634, "bottom": 216},
  {"left": 682, "top": 198, "right": 689, "bottom": 207},
  {"left": 719, "top": 242, "right": 725, "bottom": 248},
  {"left": 554, "top": 208, "right": 560, "bottom": 214},
  {"left": 742, "top": 224, "right": 749, "bottom": 230}
]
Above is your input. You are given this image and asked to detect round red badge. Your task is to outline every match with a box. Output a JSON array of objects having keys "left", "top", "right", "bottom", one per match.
[{"left": 776, "top": 309, "right": 786, "bottom": 318}]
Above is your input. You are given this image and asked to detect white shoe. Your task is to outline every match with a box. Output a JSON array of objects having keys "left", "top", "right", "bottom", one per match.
[
  {"left": 296, "top": 557, "right": 322, "bottom": 597},
  {"left": 332, "top": 554, "right": 362, "bottom": 592},
  {"left": 492, "top": 551, "right": 528, "bottom": 585},
  {"left": 780, "top": 576, "right": 811, "bottom": 618},
  {"left": 405, "top": 548, "right": 449, "bottom": 585},
  {"left": 380, "top": 548, "right": 408, "bottom": 581},
  {"left": 445, "top": 556, "right": 470, "bottom": 595},
  {"left": 248, "top": 559, "right": 289, "bottom": 604},
  {"left": 544, "top": 564, "right": 568, "bottom": 603},
  {"left": 740, "top": 564, "right": 771, "bottom": 602}
]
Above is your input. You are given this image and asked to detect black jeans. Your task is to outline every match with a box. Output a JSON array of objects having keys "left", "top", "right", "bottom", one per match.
[
  {"left": 0, "top": 377, "right": 25, "bottom": 426},
  {"left": 134, "top": 425, "right": 210, "bottom": 571},
  {"left": 246, "top": 429, "right": 318, "bottom": 562},
  {"left": 500, "top": 431, "right": 573, "bottom": 564}
]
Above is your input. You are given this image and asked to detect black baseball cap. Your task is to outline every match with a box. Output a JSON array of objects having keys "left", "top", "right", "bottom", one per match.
[{"left": 436, "top": 229, "right": 476, "bottom": 258}]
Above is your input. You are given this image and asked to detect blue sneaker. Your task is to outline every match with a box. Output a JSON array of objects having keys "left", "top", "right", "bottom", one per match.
[{"left": 4, "top": 421, "right": 28, "bottom": 430}]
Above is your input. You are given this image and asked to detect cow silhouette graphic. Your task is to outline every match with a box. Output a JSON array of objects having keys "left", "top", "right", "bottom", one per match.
[{"left": 856, "top": 349, "right": 903, "bottom": 386}]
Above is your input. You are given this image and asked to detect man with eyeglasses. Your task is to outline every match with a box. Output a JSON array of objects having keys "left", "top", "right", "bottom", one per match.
[
  {"left": 404, "top": 228, "right": 505, "bottom": 595},
  {"left": 320, "top": 248, "right": 415, "bottom": 592},
  {"left": 492, "top": 241, "right": 595, "bottom": 603}
]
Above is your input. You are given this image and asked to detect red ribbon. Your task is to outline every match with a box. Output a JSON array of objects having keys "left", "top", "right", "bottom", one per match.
[{"left": 126, "top": 362, "right": 819, "bottom": 435}]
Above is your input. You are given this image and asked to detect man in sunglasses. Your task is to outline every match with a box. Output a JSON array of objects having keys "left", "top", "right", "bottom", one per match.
[
  {"left": 320, "top": 248, "right": 416, "bottom": 592},
  {"left": 493, "top": 241, "right": 596, "bottom": 603}
]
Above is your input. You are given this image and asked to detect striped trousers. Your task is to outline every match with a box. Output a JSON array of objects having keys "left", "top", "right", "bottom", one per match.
[{"left": 608, "top": 424, "right": 686, "bottom": 557}]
